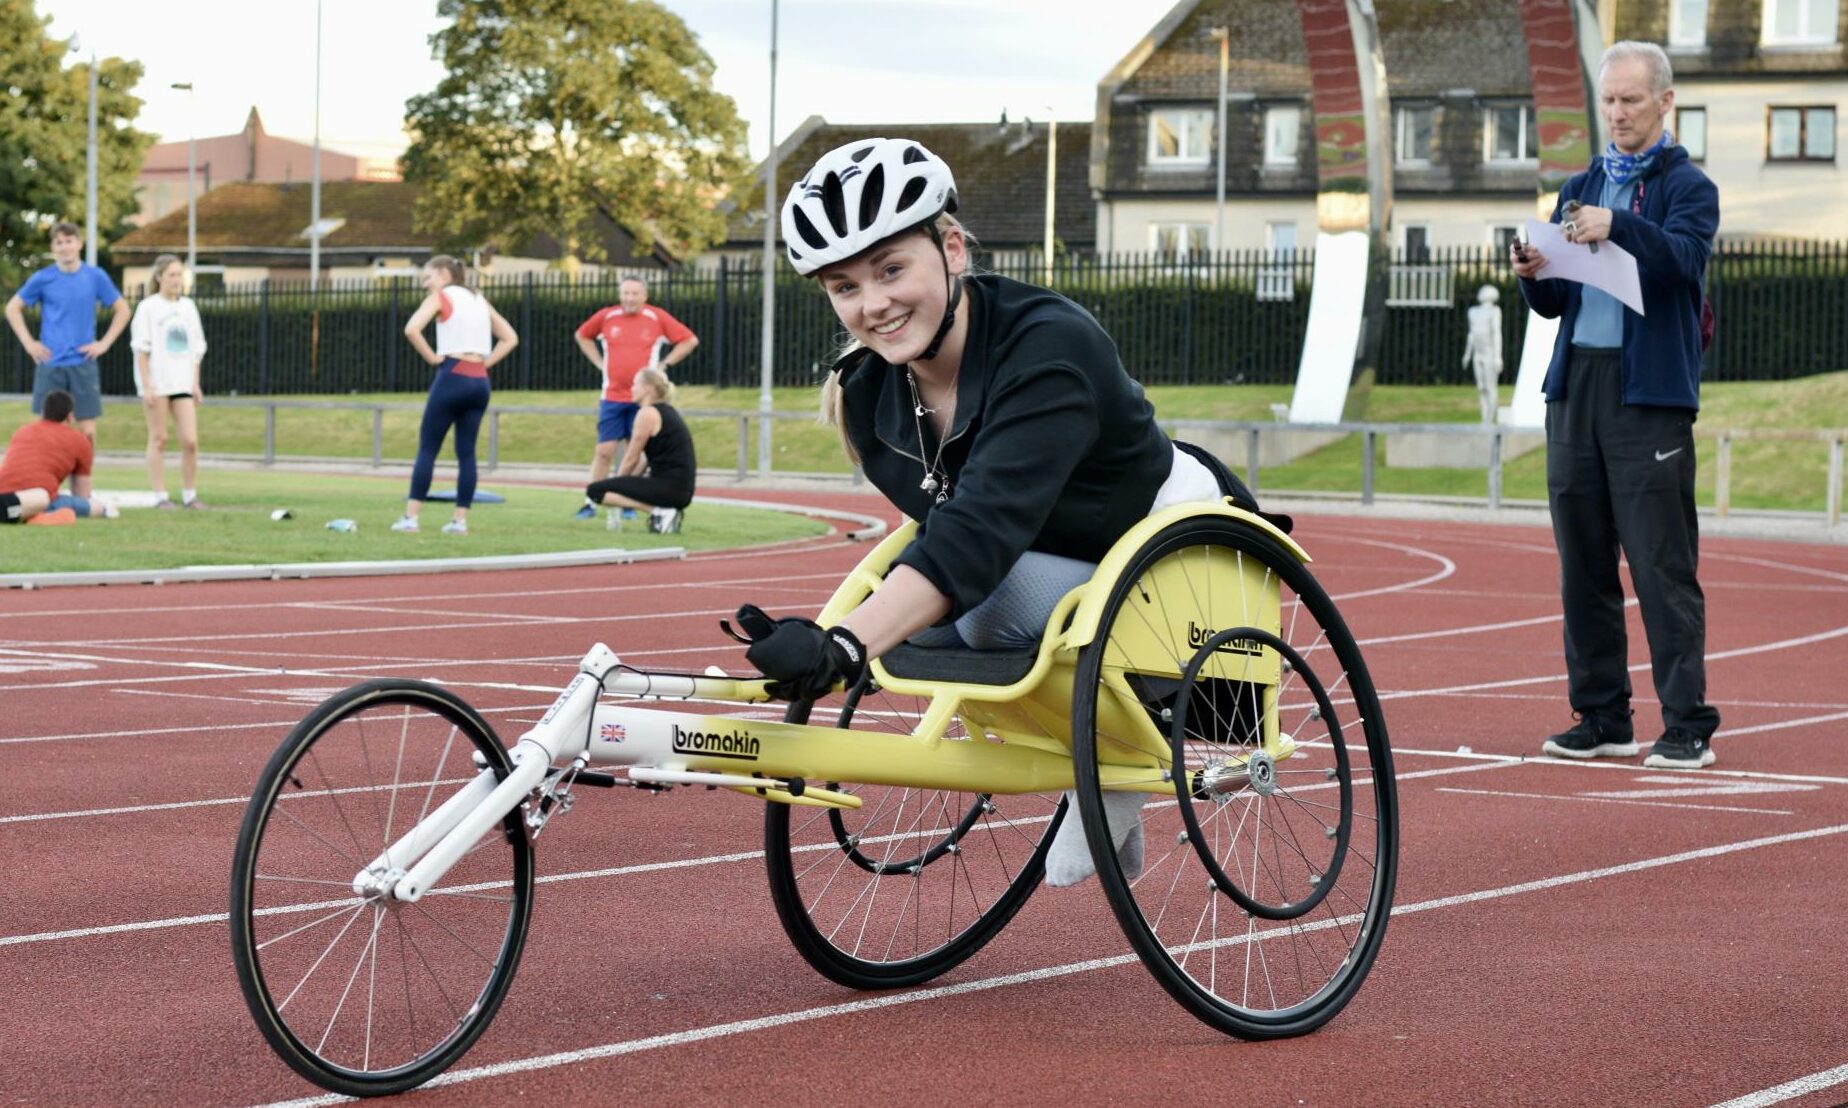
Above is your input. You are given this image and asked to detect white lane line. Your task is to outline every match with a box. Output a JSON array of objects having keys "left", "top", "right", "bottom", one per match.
[
  {"left": 114, "top": 689, "right": 311, "bottom": 707},
  {"left": 248, "top": 818, "right": 1848, "bottom": 1108},
  {"left": 1436, "top": 788, "right": 1796, "bottom": 816},
  {"left": 1325, "top": 538, "right": 1456, "bottom": 602},
  {"left": 1711, "top": 1062, "right": 1848, "bottom": 1107},
  {"left": 1717, "top": 710, "right": 1848, "bottom": 738}
]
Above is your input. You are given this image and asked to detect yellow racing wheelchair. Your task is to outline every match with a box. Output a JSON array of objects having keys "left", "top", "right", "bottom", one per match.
[{"left": 230, "top": 496, "right": 1399, "bottom": 1097}]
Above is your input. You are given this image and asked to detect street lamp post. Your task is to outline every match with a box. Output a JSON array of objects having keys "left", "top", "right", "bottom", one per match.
[
  {"left": 170, "top": 82, "right": 196, "bottom": 276},
  {"left": 1043, "top": 109, "right": 1056, "bottom": 286},
  {"left": 758, "top": 0, "right": 778, "bottom": 477},
  {"left": 85, "top": 52, "right": 99, "bottom": 266},
  {"left": 1208, "top": 27, "right": 1230, "bottom": 255}
]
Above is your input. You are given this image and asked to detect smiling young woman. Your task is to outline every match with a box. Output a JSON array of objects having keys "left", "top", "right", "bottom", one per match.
[{"left": 731, "top": 137, "right": 1263, "bottom": 887}]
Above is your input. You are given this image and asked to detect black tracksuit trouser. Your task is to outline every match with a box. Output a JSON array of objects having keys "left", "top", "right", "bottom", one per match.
[{"left": 1545, "top": 347, "right": 1721, "bottom": 740}]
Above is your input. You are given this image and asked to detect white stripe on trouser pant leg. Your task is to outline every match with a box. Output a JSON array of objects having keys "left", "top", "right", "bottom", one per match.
[{"left": 1044, "top": 790, "right": 1146, "bottom": 887}]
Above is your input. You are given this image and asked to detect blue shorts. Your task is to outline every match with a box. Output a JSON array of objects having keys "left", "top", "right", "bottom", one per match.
[
  {"left": 34, "top": 361, "right": 103, "bottom": 421},
  {"left": 597, "top": 400, "right": 639, "bottom": 443}
]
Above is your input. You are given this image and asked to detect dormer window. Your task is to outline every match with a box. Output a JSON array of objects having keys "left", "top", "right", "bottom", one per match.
[
  {"left": 1762, "top": 0, "right": 1838, "bottom": 45},
  {"left": 299, "top": 216, "right": 346, "bottom": 239},
  {"left": 1147, "top": 107, "right": 1213, "bottom": 167}
]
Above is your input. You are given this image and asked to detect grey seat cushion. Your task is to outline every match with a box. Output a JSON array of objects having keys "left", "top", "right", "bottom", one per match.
[{"left": 879, "top": 643, "right": 1039, "bottom": 686}]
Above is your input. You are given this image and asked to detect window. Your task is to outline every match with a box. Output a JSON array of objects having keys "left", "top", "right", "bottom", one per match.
[
  {"left": 1768, "top": 106, "right": 1836, "bottom": 160},
  {"left": 1482, "top": 104, "right": 1538, "bottom": 163},
  {"left": 1147, "top": 107, "right": 1213, "bottom": 166},
  {"left": 1395, "top": 104, "right": 1435, "bottom": 165},
  {"left": 1670, "top": 0, "right": 1710, "bottom": 46},
  {"left": 1677, "top": 107, "right": 1708, "bottom": 160},
  {"left": 1489, "top": 225, "right": 1522, "bottom": 253},
  {"left": 1264, "top": 105, "right": 1302, "bottom": 167},
  {"left": 1762, "top": 0, "right": 1839, "bottom": 44},
  {"left": 1150, "top": 222, "right": 1211, "bottom": 260},
  {"left": 1389, "top": 224, "right": 1449, "bottom": 306},
  {"left": 1267, "top": 222, "right": 1298, "bottom": 256}
]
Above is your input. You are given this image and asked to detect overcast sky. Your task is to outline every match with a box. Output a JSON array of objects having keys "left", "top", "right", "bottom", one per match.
[{"left": 42, "top": 0, "right": 1163, "bottom": 161}]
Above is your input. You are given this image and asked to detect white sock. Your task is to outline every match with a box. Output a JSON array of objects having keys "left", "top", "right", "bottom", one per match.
[
  {"left": 181, "top": 488, "right": 197, "bottom": 504},
  {"left": 153, "top": 492, "right": 171, "bottom": 503},
  {"left": 1044, "top": 790, "right": 1147, "bottom": 888}
]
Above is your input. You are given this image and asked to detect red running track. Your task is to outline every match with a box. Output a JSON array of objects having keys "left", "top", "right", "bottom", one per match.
[{"left": 3, "top": 492, "right": 1846, "bottom": 1107}]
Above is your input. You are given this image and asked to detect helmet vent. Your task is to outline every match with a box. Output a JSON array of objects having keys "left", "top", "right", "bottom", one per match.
[
  {"left": 850, "top": 144, "right": 876, "bottom": 163},
  {"left": 896, "top": 176, "right": 927, "bottom": 215},
  {"left": 791, "top": 207, "right": 830, "bottom": 252},
  {"left": 902, "top": 145, "right": 928, "bottom": 165},
  {"left": 857, "top": 164, "right": 886, "bottom": 231},
  {"left": 820, "top": 174, "right": 849, "bottom": 238}
]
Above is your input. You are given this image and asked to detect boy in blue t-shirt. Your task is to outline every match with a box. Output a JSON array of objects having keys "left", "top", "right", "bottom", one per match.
[{"left": 4, "top": 220, "right": 131, "bottom": 443}]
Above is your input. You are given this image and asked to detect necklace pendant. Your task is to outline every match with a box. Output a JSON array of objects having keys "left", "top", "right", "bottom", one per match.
[
  {"left": 934, "top": 487, "right": 950, "bottom": 505},
  {"left": 915, "top": 404, "right": 930, "bottom": 417},
  {"left": 920, "top": 474, "right": 939, "bottom": 494}
]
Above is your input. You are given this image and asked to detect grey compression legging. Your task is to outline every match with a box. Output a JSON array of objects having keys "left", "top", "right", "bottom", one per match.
[{"left": 907, "top": 551, "right": 1097, "bottom": 650}]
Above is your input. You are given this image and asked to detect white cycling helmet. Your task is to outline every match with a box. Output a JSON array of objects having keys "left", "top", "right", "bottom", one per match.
[{"left": 781, "top": 138, "right": 959, "bottom": 276}]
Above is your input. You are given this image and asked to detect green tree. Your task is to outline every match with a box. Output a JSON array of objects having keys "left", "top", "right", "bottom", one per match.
[
  {"left": 404, "top": 0, "right": 752, "bottom": 265},
  {"left": 0, "top": 0, "right": 152, "bottom": 290}
]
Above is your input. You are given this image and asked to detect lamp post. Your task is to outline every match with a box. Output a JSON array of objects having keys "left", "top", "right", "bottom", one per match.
[
  {"left": 758, "top": 0, "right": 778, "bottom": 478},
  {"left": 170, "top": 82, "right": 196, "bottom": 277},
  {"left": 1043, "top": 108, "right": 1056, "bottom": 286},
  {"left": 1208, "top": 27, "right": 1230, "bottom": 255},
  {"left": 310, "top": 0, "right": 323, "bottom": 291},
  {"left": 85, "top": 51, "right": 98, "bottom": 266}
]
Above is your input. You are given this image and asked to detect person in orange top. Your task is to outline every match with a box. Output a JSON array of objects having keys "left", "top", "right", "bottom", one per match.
[
  {"left": 571, "top": 276, "right": 698, "bottom": 519},
  {"left": 0, "top": 389, "right": 96, "bottom": 524}
]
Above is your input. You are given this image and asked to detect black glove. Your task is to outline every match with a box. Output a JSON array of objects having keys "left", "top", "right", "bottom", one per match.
[{"left": 723, "top": 604, "right": 867, "bottom": 701}]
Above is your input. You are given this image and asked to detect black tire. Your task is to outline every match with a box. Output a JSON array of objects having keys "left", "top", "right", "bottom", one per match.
[
  {"left": 230, "top": 679, "right": 535, "bottom": 1096},
  {"left": 1071, "top": 517, "right": 1398, "bottom": 1039},
  {"left": 764, "top": 681, "right": 1066, "bottom": 989}
]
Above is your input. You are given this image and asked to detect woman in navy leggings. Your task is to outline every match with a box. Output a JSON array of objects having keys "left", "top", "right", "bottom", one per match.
[{"left": 392, "top": 256, "right": 518, "bottom": 534}]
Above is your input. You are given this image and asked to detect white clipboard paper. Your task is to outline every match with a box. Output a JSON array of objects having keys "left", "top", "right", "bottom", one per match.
[{"left": 1523, "top": 218, "right": 1645, "bottom": 316}]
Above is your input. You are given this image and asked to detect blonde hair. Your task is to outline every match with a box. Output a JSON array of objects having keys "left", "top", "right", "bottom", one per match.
[
  {"left": 148, "top": 254, "right": 183, "bottom": 296},
  {"left": 635, "top": 367, "right": 676, "bottom": 405},
  {"left": 426, "top": 254, "right": 468, "bottom": 288},
  {"left": 818, "top": 212, "right": 977, "bottom": 465}
]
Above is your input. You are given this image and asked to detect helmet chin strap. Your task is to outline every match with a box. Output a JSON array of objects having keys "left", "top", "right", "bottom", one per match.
[{"left": 917, "top": 220, "right": 961, "bottom": 363}]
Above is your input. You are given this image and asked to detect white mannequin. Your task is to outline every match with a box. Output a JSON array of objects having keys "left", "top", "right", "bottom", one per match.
[{"left": 1462, "top": 284, "right": 1504, "bottom": 423}]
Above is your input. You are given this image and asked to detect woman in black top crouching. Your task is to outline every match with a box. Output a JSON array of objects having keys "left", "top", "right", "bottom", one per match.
[{"left": 585, "top": 367, "right": 695, "bottom": 531}]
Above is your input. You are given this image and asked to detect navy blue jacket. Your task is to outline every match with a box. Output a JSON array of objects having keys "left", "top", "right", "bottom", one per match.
[{"left": 1518, "top": 145, "right": 1719, "bottom": 410}]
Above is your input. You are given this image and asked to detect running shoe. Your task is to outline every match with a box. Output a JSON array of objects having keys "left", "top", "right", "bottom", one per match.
[
  {"left": 182, "top": 497, "right": 207, "bottom": 510},
  {"left": 390, "top": 516, "right": 420, "bottom": 533},
  {"left": 648, "top": 507, "right": 682, "bottom": 534},
  {"left": 574, "top": 503, "right": 597, "bottom": 521},
  {"left": 154, "top": 498, "right": 179, "bottom": 510},
  {"left": 1643, "top": 728, "right": 1716, "bottom": 769},
  {"left": 1541, "top": 710, "right": 1637, "bottom": 759},
  {"left": 441, "top": 519, "right": 468, "bottom": 535}
]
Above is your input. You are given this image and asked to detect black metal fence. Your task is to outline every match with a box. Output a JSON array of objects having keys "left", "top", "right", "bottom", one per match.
[{"left": 10, "top": 242, "right": 1845, "bottom": 396}]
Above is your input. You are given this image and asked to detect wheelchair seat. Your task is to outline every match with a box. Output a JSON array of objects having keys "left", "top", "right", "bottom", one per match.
[{"left": 878, "top": 642, "right": 1039, "bottom": 686}]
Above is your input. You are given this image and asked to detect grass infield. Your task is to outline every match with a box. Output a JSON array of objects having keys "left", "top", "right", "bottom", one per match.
[{"left": 0, "top": 467, "right": 829, "bottom": 575}]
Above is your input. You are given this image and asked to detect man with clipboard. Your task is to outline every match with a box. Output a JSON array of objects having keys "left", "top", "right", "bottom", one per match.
[{"left": 1511, "top": 41, "right": 1722, "bottom": 771}]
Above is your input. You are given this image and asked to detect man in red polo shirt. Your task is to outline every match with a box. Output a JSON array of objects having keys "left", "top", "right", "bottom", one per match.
[
  {"left": 571, "top": 276, "right": 698, "bottom": 519},
  {"left": 0, "top": 389, "right": 95, "bottom": 525}
]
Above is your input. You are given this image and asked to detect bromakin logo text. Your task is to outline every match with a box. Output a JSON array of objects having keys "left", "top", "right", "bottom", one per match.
[{"left": 672, "top": 723, "right": 762, "bottom": 760}]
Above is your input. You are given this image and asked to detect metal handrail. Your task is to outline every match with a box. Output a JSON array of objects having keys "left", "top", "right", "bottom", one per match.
[{"left": 3, "top": 394, "right": 1839, "bottom": 524}]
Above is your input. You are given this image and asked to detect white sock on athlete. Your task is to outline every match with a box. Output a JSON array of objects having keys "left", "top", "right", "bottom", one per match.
[{"left": 1044, "top": 789, "right": 1147, "bottom": 887}]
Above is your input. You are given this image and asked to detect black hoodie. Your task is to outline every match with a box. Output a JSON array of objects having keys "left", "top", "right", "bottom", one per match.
[{"left": 836, "top": 274, "right": 1172, "bottom": 620}]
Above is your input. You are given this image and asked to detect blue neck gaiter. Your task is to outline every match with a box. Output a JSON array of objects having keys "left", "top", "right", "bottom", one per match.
[{"left": 1602, "top": 130, "right": 1674, "bottom": 185}]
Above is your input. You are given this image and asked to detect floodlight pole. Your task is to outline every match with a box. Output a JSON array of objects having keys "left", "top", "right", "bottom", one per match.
[
  {"left": 85, "top": 53, "right": 98, "bottom": 266},
  {"left": 310, "top": 0, "right": 323, "bottom": 292},
  {"left": 1209, "top": 27, "right": 1229, "bottom": 254},
  {"left": 1043, "top": 109, "right": 1056, "bottom": 286},
  {"left": 171, "top": 82, "right": 196, "bottom": 275},
  {"left": 758, "top": 0, "right": 778, "bottom": 477}
]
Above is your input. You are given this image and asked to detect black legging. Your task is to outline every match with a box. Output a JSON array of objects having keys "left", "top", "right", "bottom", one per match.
[
  {"left": 586, "top": 473, "right": 692, "bottom": 511},
  {"left": 410, "top": 360, "right": 490, "bottom": 508}
]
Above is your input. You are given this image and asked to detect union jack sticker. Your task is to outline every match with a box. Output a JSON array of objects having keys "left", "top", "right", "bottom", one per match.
[{"left": 599, "top": 723, "right": 626, "bottom": 743}]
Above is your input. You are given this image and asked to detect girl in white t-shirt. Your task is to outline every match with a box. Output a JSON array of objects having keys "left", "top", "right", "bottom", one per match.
[{"left": 129, "top": 255, "right": 208, "bottom": 508}]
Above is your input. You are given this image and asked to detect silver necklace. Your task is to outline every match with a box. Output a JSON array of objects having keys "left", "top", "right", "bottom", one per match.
[{"left": 906, "top": 369, "right": 953, "bottom": 504}]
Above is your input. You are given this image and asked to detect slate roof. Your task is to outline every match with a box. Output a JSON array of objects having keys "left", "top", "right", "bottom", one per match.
[
  {"left": 113, "top": 181, "right": 670, "bottom": 266},
  {"left": 724, "top": 117, "right": 1096, "bottom": 253}
]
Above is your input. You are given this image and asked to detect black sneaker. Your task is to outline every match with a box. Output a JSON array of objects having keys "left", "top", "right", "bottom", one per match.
[
  {"left": 1541, "top": 710, "right": 1638, "bottom": 759},
  {"left": 1643, "top": 728, "right": 1716, "bottom": 769}
]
